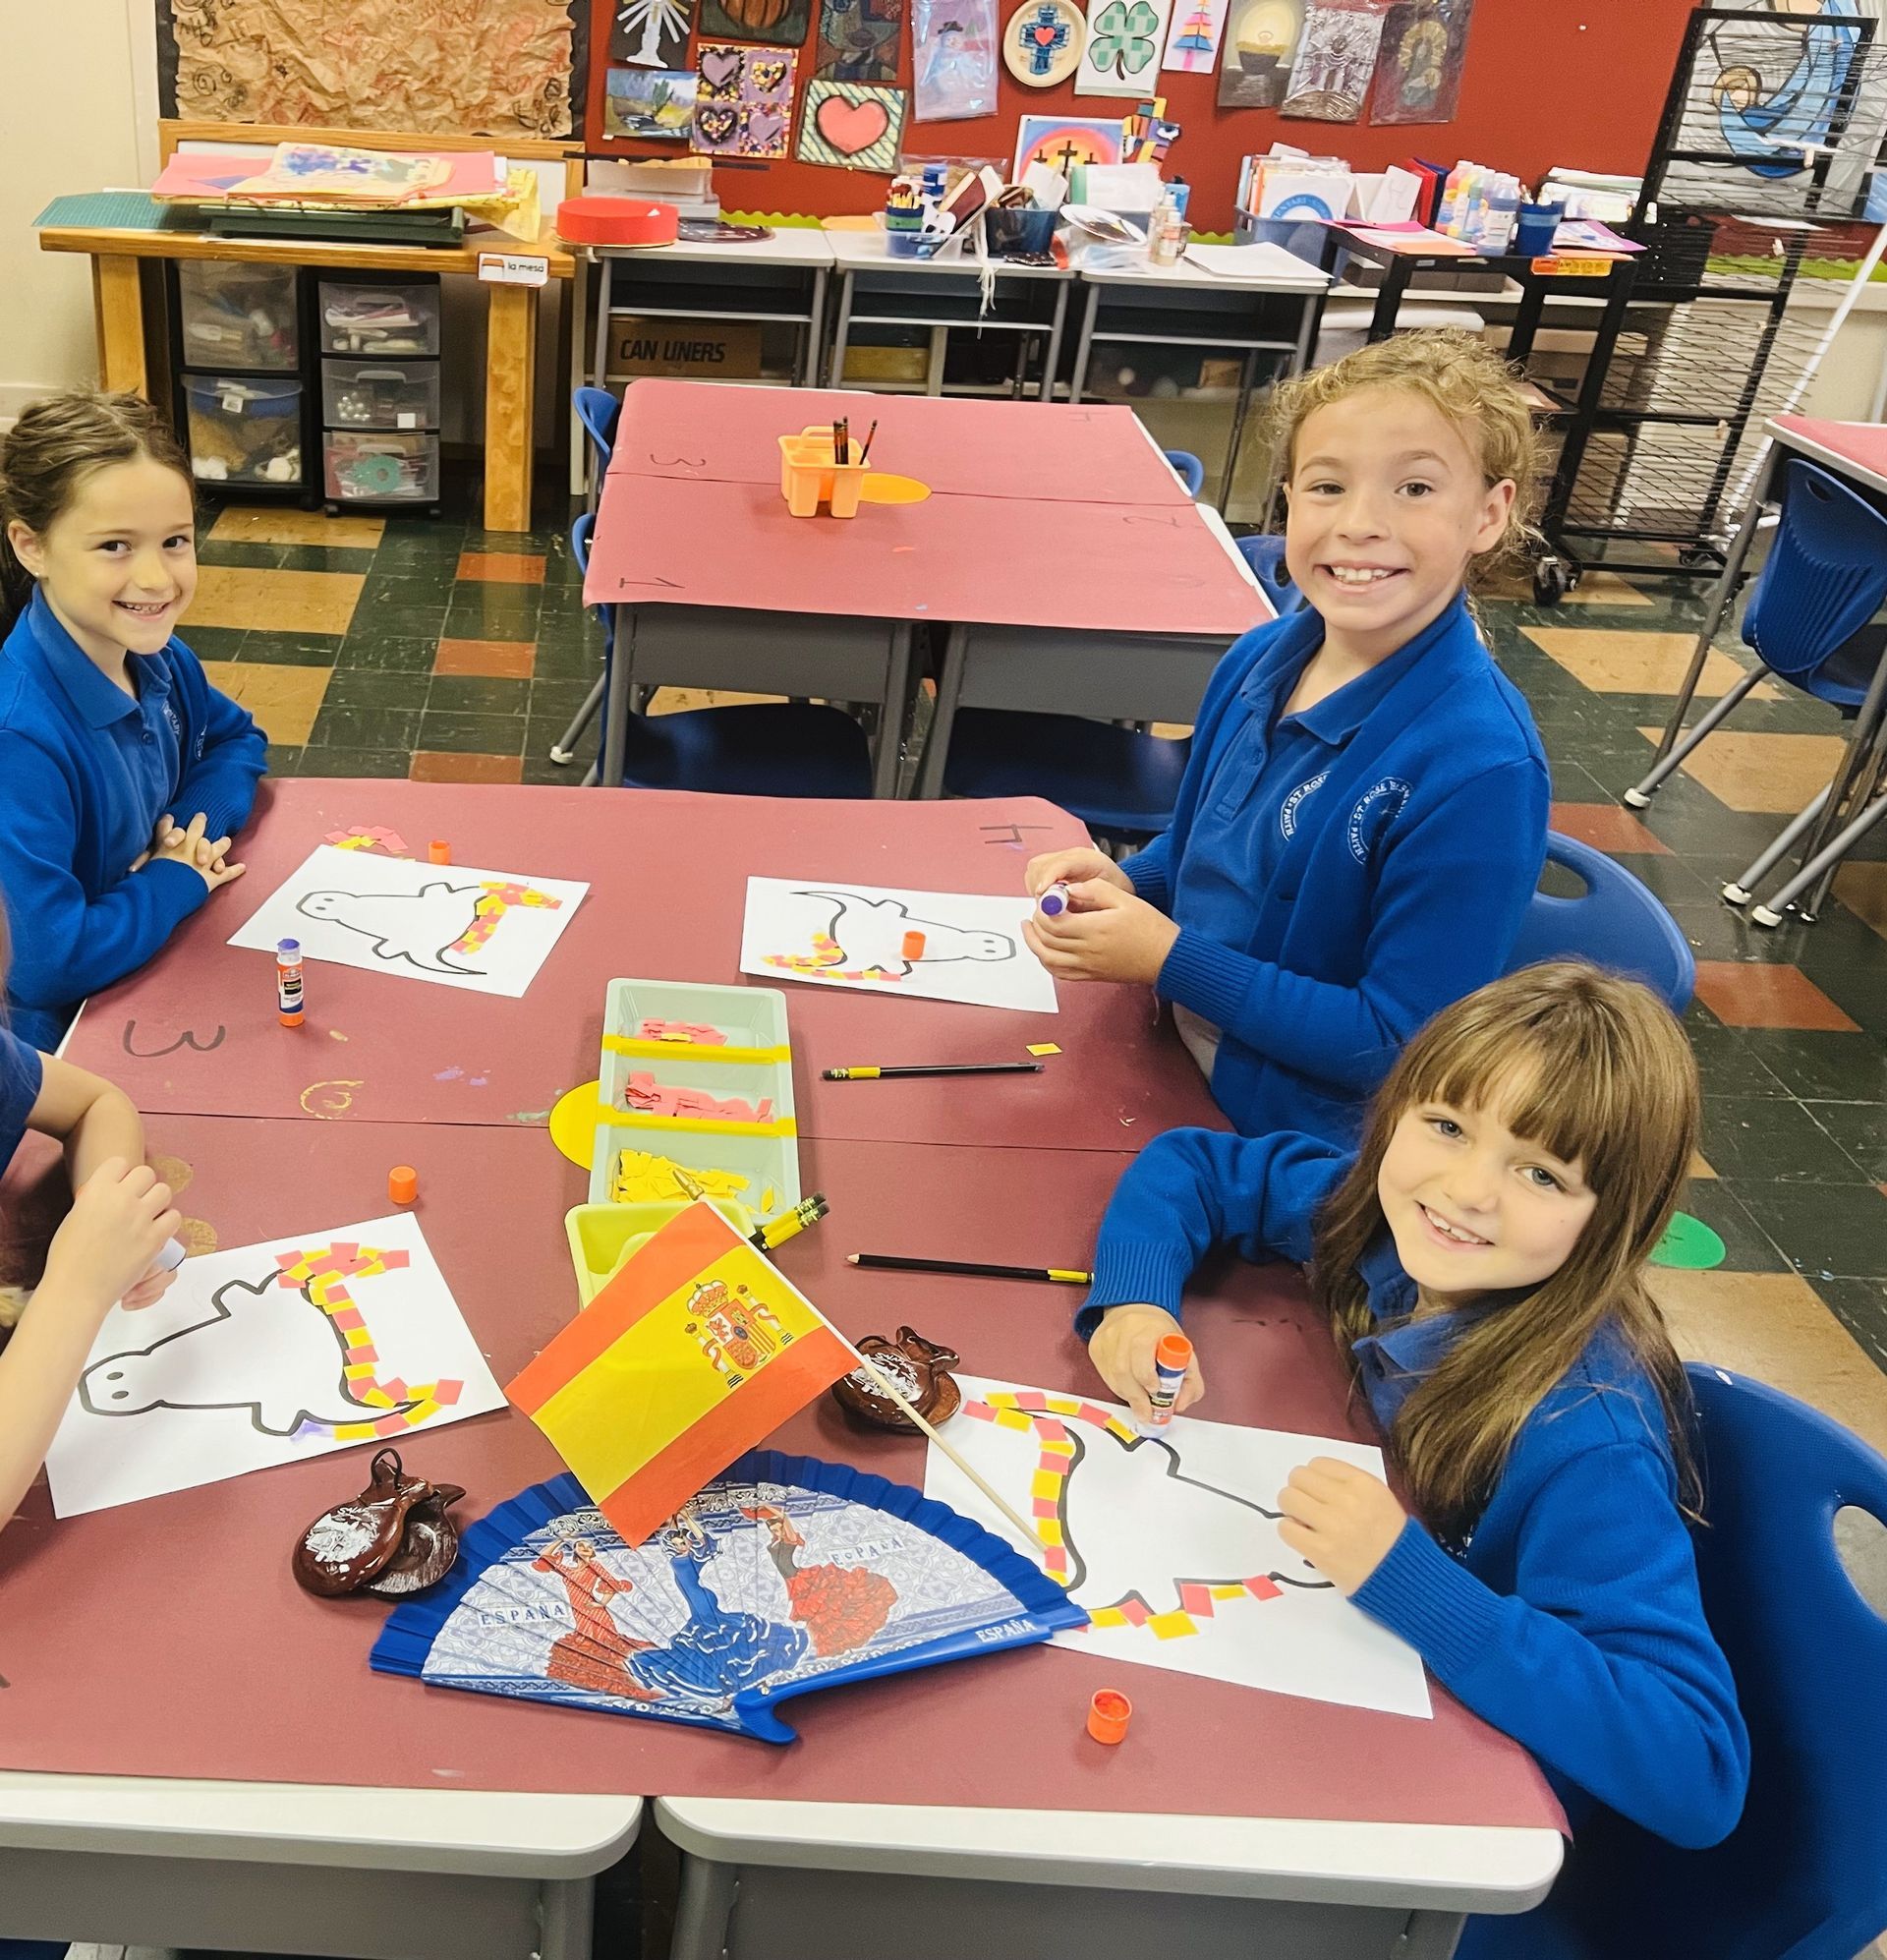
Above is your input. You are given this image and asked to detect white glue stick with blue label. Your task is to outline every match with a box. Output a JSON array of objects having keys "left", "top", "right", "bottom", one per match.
[
  {"left": 1144, "top": 1331, "right": 1193, "bottom": 1429},
  {"left": 153, "top": 1236, "right": 188, "bottom": 1273},
  {"left": 1038, "top": 881, "right": 1073, "bottom": 918}
]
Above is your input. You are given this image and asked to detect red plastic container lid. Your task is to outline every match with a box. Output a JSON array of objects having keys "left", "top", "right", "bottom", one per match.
[{"left": 556, "top": 197, "right": 679, "bottom": 247}]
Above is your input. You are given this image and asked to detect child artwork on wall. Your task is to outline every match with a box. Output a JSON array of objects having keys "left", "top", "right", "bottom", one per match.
[
  {"left": 739, "top": 877, "right": 1058, "bottom": 1012},
  {"left": 699, "top": 0, "right": 812, "bottom": 47},
  {"left": 1012, "top": 111, "right": 1126, "bottom": 177},
  {"left": 814, "top": 0, "right": 905, "bottom": 83},
  {"left": 693, "top": 43, "right": 801, "bottom": 156},
  {"left": 911, "top": 0, "right": 1001, "bottom": 119},
  {"left": 1074, "top": 0, "right": 1173, "bottom": 95},
  {"left": 605, "top": 65, "right": 700, "bottom": 136},
  {"left": 1216, "top": 0, "right": 1303, "bottom": 106},
  {"left": 797, "top": 79, "right": 910, "bottom": 166},
  {"left": 1003, "top": 0, "right": 1086, "bottom": 86},
  {"left": 924, "top": 1376, "right": 1433, "bottom": 1716},
  {"left": 610, "top": 0, "right": 695, "bottom": 69},
  {"left": 1368, "top": 0, "right": 1471, "bottom": 124},
  {"left": 1280, "top": 0, "right": 1387, "bottom": 120},
  {"left": 227, "top": 843, "right": 589, "bottom": 998},
  {"left": 43, "top": 1212, "right": 504, "bottom": 1518},
  {"left": 1161, "top": 0, "right": 1228, "bottom": 72}
]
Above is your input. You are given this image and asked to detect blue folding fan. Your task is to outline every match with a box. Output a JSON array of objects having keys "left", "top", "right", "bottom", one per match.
[{"left": 370, "top": 1449, "right": 1088, "bottom": 1743}]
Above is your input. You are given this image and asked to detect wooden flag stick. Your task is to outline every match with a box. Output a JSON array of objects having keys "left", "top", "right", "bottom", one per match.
[{"left": 844, "top": 1347, "right": 1042, "bottom": 1550}]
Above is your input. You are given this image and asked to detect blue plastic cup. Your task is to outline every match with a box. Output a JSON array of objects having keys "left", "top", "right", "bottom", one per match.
[{"left": 1513, "top": 201, "right": 1565, "bottom": 258}]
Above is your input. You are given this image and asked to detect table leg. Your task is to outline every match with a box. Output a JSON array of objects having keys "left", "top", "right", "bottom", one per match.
[
  {"left": 1220, "top": 345, "right": 1259, "bottom": 512},
  {"left": 1040, "top": 282, "right": 1071, "bottom": 402},
  {"left": 1367, "top": 264, "right": 1407, "bottom": 342},
  {"left": 485, "top": 280, "right": 540, "bottom": 534},
  {"left": 1067, "top": 283, "right": 1101, "bottom": 405},
  {"left": 570, "top": 256, "right": 593, "bottom": 499},
  {"left": 538, "top": 1875, "right": 596, "bottom": 1960},
  {"left": 601, "top": 604, "right": 635, "bottom": 787},
  {"left": 672, "top": 1855, "right": 739, "bottom": 1960},
  {"left": 877, "top": 622, "right": 914, "bottom": 797},
  {"left": 90, "top": 255, "right": 148, "bottom": 395},
  {"left": 828, "top": 272, "right": 855, "bottom": 387},
  {"left": 1394, "top": 1910, "right": 1467, "bottom": 1958},
  {"left": 805, "top": 267, "right": 829, "bottom": 387},
  {"left": 926, "top": 326, "right": 947, "bottom": 396},
  {"left": 915, "top": 622, "right": 966, "bottom": 799}
]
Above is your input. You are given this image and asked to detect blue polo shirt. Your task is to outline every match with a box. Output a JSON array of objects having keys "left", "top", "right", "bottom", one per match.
[{"left": 0, "top": 1026, "right": 43, "bottom": 1179}]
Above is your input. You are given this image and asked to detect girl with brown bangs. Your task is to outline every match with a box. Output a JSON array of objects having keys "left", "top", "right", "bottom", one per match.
[{"left": 1075, "top": 963, "right": 1749, "bottom": 1954}]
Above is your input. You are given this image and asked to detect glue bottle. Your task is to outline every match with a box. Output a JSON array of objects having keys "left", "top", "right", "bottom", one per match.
[{"left": 276, "top": 937, "right": 306, "bottom": 1027}]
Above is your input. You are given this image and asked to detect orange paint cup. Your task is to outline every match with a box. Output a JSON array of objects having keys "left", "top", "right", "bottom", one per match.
[{"left": 1087, "top": 1688, "right": 1132, "bottom": 1745}]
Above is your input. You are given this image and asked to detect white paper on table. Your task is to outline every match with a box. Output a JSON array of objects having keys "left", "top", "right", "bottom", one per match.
[
  {"left": 227, "top": 843, "right": 589, "bottom": 998},
  {"left": 44, "top": 1212, "right": 504, "bottom": 1517},
  {"left": 1078, "top": 161, "right": 1168, "bottom": 213},
  {"left": 1184, "top": 241, "right": 1330, "bottom": 283},
  {"left": 738, "top": 876, "right": 1057, "bottom": 1013},
  {"left": 925, "top": 1374, "right": 1432, "bottom": 1717},
  {"left": 1366, "top": 163, "right": 1422, "bottom": 223}
]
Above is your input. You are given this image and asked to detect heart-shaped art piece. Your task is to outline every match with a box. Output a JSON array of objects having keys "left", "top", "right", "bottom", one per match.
[
  {"left": 697, "top": 102, "right": 739, "bottom": 143},
  {"left": 816, "top": 91, "right": 892, "bottom": 154},
  {"left": 744, "top": 106, "right": 786, "bottom": 148},
  {"left": 699, "top": 44, "right": 742, "bottom": 87},
  {"left": 750, "top": 56, "right": 789, "bottom": 88}
]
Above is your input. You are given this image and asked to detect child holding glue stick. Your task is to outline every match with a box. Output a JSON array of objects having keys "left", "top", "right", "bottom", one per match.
[
  {"left": 1024, "top": 332, "right": 1549, "bottom": 1146},
  {"left": 1078, "top": 965, "right": 1748, "bottom": 1953},
  {"left": 0, "top": 904, "right": 183, "bottom": 1528},
  {"left": 0, "top": 390, "right": 264, "bottom": 1051}
]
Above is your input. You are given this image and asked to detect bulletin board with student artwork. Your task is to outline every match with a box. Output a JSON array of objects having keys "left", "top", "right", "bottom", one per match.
[
  {"left": 157, "top": 0, "right": 588, "bottom": 138},
  {"left": 577, "top": 0, "right": 1705, "bottom": 232}
]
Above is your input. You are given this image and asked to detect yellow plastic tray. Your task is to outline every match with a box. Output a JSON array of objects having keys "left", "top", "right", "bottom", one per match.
[{"left": 564, "top": 1198, "right": 756, "bottom": 1306}]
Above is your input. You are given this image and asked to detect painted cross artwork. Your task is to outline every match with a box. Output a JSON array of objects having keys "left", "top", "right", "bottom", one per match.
[
  {"left": 371, "top": 1452, "right": 1086, "bottom": 1741},
  {"left": 605, "top": 66, "right": 699, "bottom": 138},
  {"left": 610, "top": 0, "right": 694, "bottom": 68},
  {"left": 43, "top": 1213, "right": 503, "bottom": 1518},
  {"left": 814, "top": 0, "right": 905, "bottom": 84},
  {"left": 796, "top": 80, "right": 909, "bottom": 168},
  {"left": 1280, "top": 0, "right": 1387, "bottom": 121},
  {"left": 1074, "top": 0, "right": 1172, "bottom": 94},
  {"left": 227, "top": 843, "right": 589, "bottom": 998},
  {"left": 1162, "top": 0, "right": 1228, "bottom": 71},
  {"left": 1367, "top": 0, "right": 1470, "bottom": 123},
  {"left": 1004, "top": 0, "right": 1084, "bottom": 86},
  {"left": 1012, "top": 112, "right": 1126, "bottom": 176},
  {"left": 739, "top": 876, "right": 1058, "bottom": 1012},
  {"left": 924, "top": 1376, "right": 1433, "bottom": 1716},
  {"left": 1217, "top": 0, "right": 1303, "bottom": 106},
  {"left": 698, "top": 0, "right": 812, "bottom": 49},
  {"left": 692, "top": 43, "right": 800, "bottom": 158}
]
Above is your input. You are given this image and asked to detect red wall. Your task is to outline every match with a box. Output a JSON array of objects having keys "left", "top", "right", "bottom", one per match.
[{"left": 585, "top": 0, "right": 1699, "bottom": 232}]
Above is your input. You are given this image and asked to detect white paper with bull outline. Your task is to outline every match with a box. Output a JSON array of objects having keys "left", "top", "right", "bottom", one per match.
[
  {"left": 228, "top": 842, "right": 589, "bottom": 997},
  {"left": 737, "top": 877, "right": 1058, "bottom": 1012},
  {"left": 924, "top": 1374, "right": 1432, "bottom": 1716},
  {"left": 43, "top": 1212, "right": 503, "bottom": 1517}
]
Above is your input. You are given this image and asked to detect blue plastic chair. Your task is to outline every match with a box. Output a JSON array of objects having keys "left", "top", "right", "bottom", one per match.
[
  {"left": 940, "top": 710, "right": 1190, "bottom": 840},
  {"left": 1235, "top": 533, "right": 1307, "bottom": 614},
  {"left": 1504, "top": 832, "right": 1695, "bottom": 1011},
  {"left": 1517, "top": 1364, "right": 1887, "bottom": 1960},
  {"left": 1164, "top": 448, "right": 1205, "bottom": 498},
  {"left": 574, "top": 384, "right": 620, "bottom": 476},
  {"left": 570, "top": 515, "right": 874, "bottom": 797}
]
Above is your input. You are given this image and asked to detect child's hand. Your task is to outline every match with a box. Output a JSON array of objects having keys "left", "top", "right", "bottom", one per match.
[
  {"left": 1022, "top": 883, "right": 1179, "bottom": 984},
  {"left": 40, "top": 1159, "right": 181, "bottom": 1318},
  {"left": 1088, "top": 1302, "right": 1205, "bottom": 1421},
  {"left": 1277, "top": 1459, "right": 1408, "bottom": 1594},
  {"left": 119, "top": 1258, "right": 180, "bottom": 1312},
  {"left": 1024, "top": 848, "right": 1131, "bottom": 899},
  {"left": 150, "top": 812, "right": 246, "bottom": 893}
]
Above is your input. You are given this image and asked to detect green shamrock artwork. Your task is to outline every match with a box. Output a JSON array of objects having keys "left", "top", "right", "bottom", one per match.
[{"left": 1076, "top": 0, "right": 1169, "bottom": 90}]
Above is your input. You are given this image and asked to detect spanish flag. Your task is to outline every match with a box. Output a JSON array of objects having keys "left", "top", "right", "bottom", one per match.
[{"left": 506, "top": 1201, "right": 854, "bottom": 1547}]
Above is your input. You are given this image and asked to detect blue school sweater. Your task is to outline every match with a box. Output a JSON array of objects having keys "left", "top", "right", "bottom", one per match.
[
  {"left": 0, "top": 1025, "right": 44, "bottom": 1178},
  {"left": 1078, "top": 1126, "right": 1750, "bottom": 1892},
  {"left": 1118, "top": 595, "right": 1549, "bottom": 1144},
  {"left": 0, "top": 591, "right": 266, "bottom": 1049}
]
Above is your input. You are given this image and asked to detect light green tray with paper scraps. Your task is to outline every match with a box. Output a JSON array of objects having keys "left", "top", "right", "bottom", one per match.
[{"left": 565, "top": 1198, "right": 757, "bottom": 1306}]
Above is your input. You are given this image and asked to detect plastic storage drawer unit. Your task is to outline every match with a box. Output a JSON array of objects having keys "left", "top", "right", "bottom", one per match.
[{"left": 184, "top": 375, "right": 304, "bottom": 485}]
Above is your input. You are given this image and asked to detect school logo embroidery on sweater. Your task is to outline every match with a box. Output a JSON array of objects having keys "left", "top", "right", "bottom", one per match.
[
  {"left": 1346, "top": 777, "right": 1411, "bottom": 863},
  {"left": 163, "top": 701, "right": 182, "bottom": 742},
  {"left": 1278, "top": 770, "right": 1329, "bottom": 839}
]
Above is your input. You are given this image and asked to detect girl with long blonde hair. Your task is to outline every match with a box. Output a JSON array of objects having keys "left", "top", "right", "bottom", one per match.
[{"left": 1080, "top": 963, "right": 1748, "bottom": 1952}]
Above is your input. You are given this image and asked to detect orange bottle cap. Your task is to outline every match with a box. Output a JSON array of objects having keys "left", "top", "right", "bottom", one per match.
[
  {"left": 388, "top": 1165, "right": 419, "bottom": 1205},
  {"left": 429, "top": 840, "right": 451, "bottom": 864},
  {"left": 1087, "top": 1688, "right": 1132, "bottom": 1745},
  {"left": 1155, "top": 1332, "right": 1193, "bottom": 1368},
  {"left": 901, "top": 930, "right": 927, "bottom": 960}
]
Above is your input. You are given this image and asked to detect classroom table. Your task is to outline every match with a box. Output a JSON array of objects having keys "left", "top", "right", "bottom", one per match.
[
  {"left": 587, "top": 380, "right": 1271, "bottom": 792},
  {"left": 822, "top": 224, "right": 1075, "bottom": 402},
  {"left": 1630, "top": 413, "right": 1887, "bottom": 913},
  {"left": 0, "top": 1092, "right": 1563, "bottom": 1959},
  {"left": 1066, "top": 245, "right": 1330, "bottom": 508},
  {"left": 59, "top": 778, "right": 1224, "bottom": 1153},
  {"left": 34, "top": 214, "right": 573, "bottom": 538}
]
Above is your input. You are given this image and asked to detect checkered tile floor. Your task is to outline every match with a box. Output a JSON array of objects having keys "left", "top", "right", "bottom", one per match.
[{"left": 190, "top": 491, "right": 1887, "bottom": 1456}]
